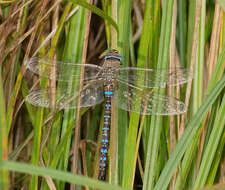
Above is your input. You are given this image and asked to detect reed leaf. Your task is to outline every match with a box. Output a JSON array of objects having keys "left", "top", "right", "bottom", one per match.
[
  {"left": 0, "top": 160, "right": 129, "bottom": 190},
  {"left": 154, "top": 74, "right": 225, "bottom": 190}
]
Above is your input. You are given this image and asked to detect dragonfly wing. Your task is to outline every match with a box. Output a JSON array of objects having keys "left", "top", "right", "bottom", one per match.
[
  {"left": 165, "top": 67, "right": 193, "bottom": 86},
  {"left": 24, "top": 57, "right": 101, "bottom": 82},
  {"left": 117, "top": 67, "right": 193, "bottom": 88},
  {"left": 25, "top": 82, "right": 104, "bottom": 109},
  {"left": 115, "top": 84, "right": 186, "bottom": 115}
]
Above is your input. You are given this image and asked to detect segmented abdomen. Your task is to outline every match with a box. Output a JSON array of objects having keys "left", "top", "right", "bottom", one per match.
[{"left": 98, "top": 85, "right": 114, "bottom": 180}]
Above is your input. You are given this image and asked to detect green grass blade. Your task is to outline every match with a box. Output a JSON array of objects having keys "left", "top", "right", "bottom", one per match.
[
  {"left": 194, "top": 93, "right": 225, "bottom": 188},
  {"left": 177, "top": 0, "right": 187, "bottom": 65},
  {"left": 117, "top": 0, "right": 131, "bottom": 185},
  {"left": 122, "top": 0, "right": 154, "bottom": 187},
  {"left": 0, "top": 160, "right": 130, "bottom": 190},
  {"left": 154, "top": 74, "right": 225, "bottom": 190},
  {"left": 0, "top": 65, "right": 9, "bottom": 189},
  {"left": 69, "top": 0, "right": 118, "bottom": 32},
  {"left": 48, "top": 2, "right": 73, "bottom": 59},
  {"left": 174, "top": 47, "right": 225, "bottom": 190},
  {"left": 206, "top": 126, "right": 225, "bottom": 185},
  {"left": 143, "top": 0, "right": 174, "bottom": 189},
  {"left": 56, "top": 4, "right": 87, "bottom": 189},
  {"left": 173, "top": 129, "right": 201, "bottom": 190},
  {"left": 29, "top": 108, "right": 44, "bottom": 190},
  {"left": 206, "top": 47, "right": 225, "bottom": 94},
  {"left": 142, "top": 0, "right": 161, "bottom": 157},
  {"left": 187, "top": 0, "right": 197, "bottom": 66},
  {"left": 31, "top": 4, "right": 73, "bottom": 189},
  {"left": 192, "top": 0, "right": 205, "bottom": 113}
]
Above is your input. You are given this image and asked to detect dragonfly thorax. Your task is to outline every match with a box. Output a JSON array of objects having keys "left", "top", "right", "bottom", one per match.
[{"left": 98, "top": 65, "right": 119, "bottom": 83}]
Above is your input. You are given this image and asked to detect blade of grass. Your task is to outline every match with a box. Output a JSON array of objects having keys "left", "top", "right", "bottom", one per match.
[
  {"left": 70, "top": 1, "right": 92, "bottom": 189},
  {"left": 192, "top": 0, "right": 205, "bottom": 113},
  {"left": 86, "top": 105, "right": 101, "bottom": 177},
  {"left": 191, "top": 1, "right": 205, "bottom": 186},
  {"left": 142, "top": 0, "right": 161, "bottom": 159},
  {"left": 173, "top": 127, "right": 201, "bottom": 190},
  {"left": 207, "top": 2, "right": 222, "bottom": 86},
  {"left": 177, "top": 0, "right": 187, "bottom": 65},
  {"left": 154, "top": 74, "right": 225, "bottom": 190},
  {"left": 101, "top": 0, "right": 112, "bottom": 47},
  {"left": 56, "top": 3, "right": 87, "bottom": 189},
  {"left": 122, "top": 0, "right": 154, "bottom": 187},
  {"left": 69, "top": 0, "right": 118, "bottom": 32},
  {"left": 109, "top": 0, "right": 119, "bottom": 185},
  {"left": 117, "top": 0, "right": 131, "bottom": 185},
  {"left": 186, "top": 0, "right": 197, "bottom": 67},
  {"left": 0, "top": 160, "right": 130, "bottom": 190},
  {"left": 180, "top": 0, "right": 201, "bottom": 129},
  {"left": 28, "top": 3, "right": 51, "bottom": 189},
  {"left": 30, "top": 108, "right": 44, "bottom": 190},
  {"left": 143, "top": 0, "right": 174, "bottom": 189},
  {"left": 206, "top": 126, "right": 225, "bottom": 185},
  {"left": 48, "top": 2, "right": 73, "bottom": 59},
  {"left": 194, "top": 93, "right": 225, "bottom": 188},
  {"left": 168, "top": 1, "right": 178, "bottom": 188},
  {"left": 0, "top": 64, "right": 9, "bottom": 189},
  {"left": 174, "top": 47, "right": 225, "bottom": 190},
  {"left": 111, "top": 0, "right": 117, "bottom": 48},
  {"left": 31, "top": 3, "right": 73, "bottom": 190}
]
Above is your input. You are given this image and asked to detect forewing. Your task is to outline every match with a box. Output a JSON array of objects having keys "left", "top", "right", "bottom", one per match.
[
  {"left": 118, "top": 67, "right": 193, "bottom": 88},
  {"left": 115, "top": 83, "right": 186, "bottom": 115},
  {"left": 25, "top": 82, "right": 104, "bottom": 109},
  {"left": 24, "top": 57, "right": 101, "bottom": 82}
]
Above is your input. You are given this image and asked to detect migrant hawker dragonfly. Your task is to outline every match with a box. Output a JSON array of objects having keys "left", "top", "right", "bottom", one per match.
[{"left": 24, "top": 49, "right": 192, "bottom": 180}]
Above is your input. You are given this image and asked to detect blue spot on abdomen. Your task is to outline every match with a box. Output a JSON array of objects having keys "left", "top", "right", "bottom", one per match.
[{"left": 104, "top": 91, "right": 114, "bottom": 96}]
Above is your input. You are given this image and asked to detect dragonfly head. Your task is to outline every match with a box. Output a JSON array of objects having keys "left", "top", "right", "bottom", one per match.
[{"left": 100, "top": 49, "right": 122, "bottom": 62}]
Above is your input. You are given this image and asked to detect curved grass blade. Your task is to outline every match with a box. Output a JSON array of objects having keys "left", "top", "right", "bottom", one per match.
[
  {"left": 69, "top": 0, "right": 118, "bottom": 32},
  {"left": 0, "top": 160, "right": 129, "bottom": 190},
  {"left": 154, "top": 74, "right": 225, "bottom": 190},
  {"left": 193, "top": 94, "right": 225, "bottom": 188}
]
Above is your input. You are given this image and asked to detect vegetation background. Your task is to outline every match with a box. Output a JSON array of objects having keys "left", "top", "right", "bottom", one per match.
[{"left": 0, "top": 0, "right": 225, "bottom": 189}]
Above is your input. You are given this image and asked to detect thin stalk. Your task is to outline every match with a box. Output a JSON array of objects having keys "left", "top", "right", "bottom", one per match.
[
  {"left": 0, "top": 64, "right": 9, "bottom": 189},
  {"left": 111, "top": 0, "right": 117, "bottom": 49},
  {"left": 71, "top": 1, "right": 92, "bottom": 189},
  {"left": 168, "top": 1, "right": 177, "bottom": 189},
  {"left": 180, "top": 0, "right": 202, "bottom": 129}
]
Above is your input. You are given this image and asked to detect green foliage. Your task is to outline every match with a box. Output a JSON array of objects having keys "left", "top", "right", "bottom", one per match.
[{"left": 0, "top": 0, "right": 224, "bottom": 189}]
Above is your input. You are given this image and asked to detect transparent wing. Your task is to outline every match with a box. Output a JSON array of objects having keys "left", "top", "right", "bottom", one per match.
[
  {"left": 25, "top": 82, "right": 104, "bottom": 109},
  {"left": 117, "top": 67, "right": 193, "bottom": 88},
  {"left": 115, "top": 83, "right": 186, "bottom": 115},
  {"left": 24, "top": 57, "right": 102, "bottom": 82}
]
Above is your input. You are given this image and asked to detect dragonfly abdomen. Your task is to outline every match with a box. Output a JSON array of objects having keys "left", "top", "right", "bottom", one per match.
[{"left": 98, "top": 85, "right": 114, "bottom": 180}]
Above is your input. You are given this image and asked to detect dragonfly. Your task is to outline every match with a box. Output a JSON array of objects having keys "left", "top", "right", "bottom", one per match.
[{"left": 24, "top": 49, "right": 192, "bottom": 180}]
